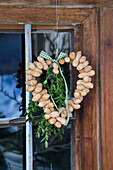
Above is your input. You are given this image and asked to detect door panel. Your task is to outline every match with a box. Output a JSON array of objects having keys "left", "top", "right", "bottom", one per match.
[{"left": 100, "top": 8, "right": 113, "bottom": 170}]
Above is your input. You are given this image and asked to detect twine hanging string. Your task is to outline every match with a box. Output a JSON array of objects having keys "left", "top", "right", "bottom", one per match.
[
  {"left": 55, "top": 0, "right": 61, "bottom": 54},
  {"left": 40, "top": 50, "right": 70, "bottom": 126},
  {"left": 40, "top": 1, "right": 70, "bottom": 125},
  {"left": 56, "top": 0, "right": 59, "bottom": 51}
]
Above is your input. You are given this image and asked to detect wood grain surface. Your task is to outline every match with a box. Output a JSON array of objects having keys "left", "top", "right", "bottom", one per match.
[
  {"left": 0, "top": 0, "right": 112, "bottom": 7},
  {"left": 0, "top": 7, "right": 91, "bottom": 24},
  {"left": 81, "top": 9, "right": 98, "bottom": 170},
  {"left": 75, "top": 26, "right": 83, "bottom": 170},
  {"left": 0, "top": 24, "right": 76, "bottom": 30},
  {"left": 100, "top": 8, "right": 113, "bottom": 170},
  {"left": 74, "top": 9, "right": 98, "bottom": 170}
]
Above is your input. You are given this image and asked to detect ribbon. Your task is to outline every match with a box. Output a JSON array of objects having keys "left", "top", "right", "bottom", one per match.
[
  {"left": 39, "top": 50, "right": 69, "bottom": 126},
  {"left": 40, "top": 50, "right": 66, "bottom": 63}
]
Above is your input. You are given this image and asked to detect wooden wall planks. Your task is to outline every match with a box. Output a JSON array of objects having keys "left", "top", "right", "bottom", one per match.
[
  {"left": 81, "top": 9, "right": 98, "bottom": 170},
  {"left": 0, "top": 0, "right": 112, "bottom": 7},
  {"left": 0, "top": 7, "right": 91, "bottom": 24},
  {"left": 75, "top": 25, "right": 83, "bottom": 170},
  {"left": 74, "top": 9, "right": 98, "bottom": 170},
  {"left": 0, "top": 24, "right": 76, "bottom": 30},
  {"left": 100, "top": 8, "right": 113, "bottom": 170}
]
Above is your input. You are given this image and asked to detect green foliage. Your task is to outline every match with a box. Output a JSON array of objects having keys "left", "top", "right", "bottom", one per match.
[
  {"left": 25, "top": 104, "right": 65, "bottom": 148},
  {"left": 24, "top": 100, "right": 43, "bottom": 121},
  {"left": 25, "top": 65, "right": 70, "bottom": 148},
  {"left": 35, "top": 113, "right": 64, "bottom": 148},
  {"left": 43, "top": 67, "right": 70, "bottom": 109}
]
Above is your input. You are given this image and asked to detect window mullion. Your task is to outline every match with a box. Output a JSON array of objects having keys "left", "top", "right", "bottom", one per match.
[{"left": 25, "top": 24, "right": 33, "bottom": 170}]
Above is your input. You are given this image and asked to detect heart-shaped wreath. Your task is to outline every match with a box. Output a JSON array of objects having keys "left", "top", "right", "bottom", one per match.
[{"left": 25, "top": 51, "right": 95, "bottom": 129}]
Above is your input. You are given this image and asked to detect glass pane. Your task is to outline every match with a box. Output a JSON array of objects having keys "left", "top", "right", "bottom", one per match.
[
  {"left": 32, "top": 32, "right": 71, "bottom": 58},
  {"left": 33, "top": 126, "right": 71, "bottom": 170},
  {"left": 0, "top": 126, "right": 24, "bottom": 170},
  {"left": 32, "top": 31, "right": 72, "bottom": 170},
  {"left": 0, "top": 34, "right": 24, "bottom": 118}
]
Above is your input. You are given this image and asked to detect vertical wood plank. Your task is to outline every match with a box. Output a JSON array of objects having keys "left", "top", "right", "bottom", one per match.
[
  {"left": 75, "top": 26, "right": 83, "bottom": 170},
  {"left": 75, "top": 9, "right": 99, "bottom": 169},
  {"left": 100, "top": 8, "right": 113, "bottom": 170},
  {"left": 71, "top": 29, "right": 76, "bottom": 170},
  {"left": 81, "top": 9, "right": 98, "bottom": 170}
]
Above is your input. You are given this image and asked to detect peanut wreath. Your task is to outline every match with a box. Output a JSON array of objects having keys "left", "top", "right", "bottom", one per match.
[{"left": 25, "top": 51, "right": 95, "bottom": 129}]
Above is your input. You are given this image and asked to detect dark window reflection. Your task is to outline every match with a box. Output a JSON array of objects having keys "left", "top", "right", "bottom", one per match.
[
  {"left": 0, "top": 34, "right": 24, "bottom": 118},
  {"left": 0, "top": 31, "right": 73, "bottom": 170},
  {"left": 32, "top": 32, "right": 71, "bottom": 170},
  {"left": 33, "top": 126, "right": 71, "bottom": 170},
  {"left": 32, "top": 32, "right": 71, "bottom": 58},
  {"left": 0, "top": 127, "right": 23, "bottom": 170}
]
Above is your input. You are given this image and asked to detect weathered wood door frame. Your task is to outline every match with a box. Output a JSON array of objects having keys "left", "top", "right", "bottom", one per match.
[
  {"left": 75, "top": 9, "right": 99, "bottom": 170},
  {"left": 0, "top": 7, "right": 100, "bottom": 170}
]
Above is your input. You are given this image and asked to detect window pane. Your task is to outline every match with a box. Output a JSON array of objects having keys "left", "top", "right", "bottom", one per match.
[
  {"left": 0, "top": 126, "right": 24, "bottom": 170},
  {"left": 32, "top": 31, "right": 72, "bottom": 170},
  {"left": 32, "top": 32, "right": 71, "bottom": 57},
  {"left": 0, "top": 34, "right": 24, "bottom": 118},
  {"left": 33, "top": 126, "right": 71, "bottom": 170}
]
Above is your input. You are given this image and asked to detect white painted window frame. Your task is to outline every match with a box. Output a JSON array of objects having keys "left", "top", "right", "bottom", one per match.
[{"left": 25, "top": 24, "right": 33, "bottom": 170}]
